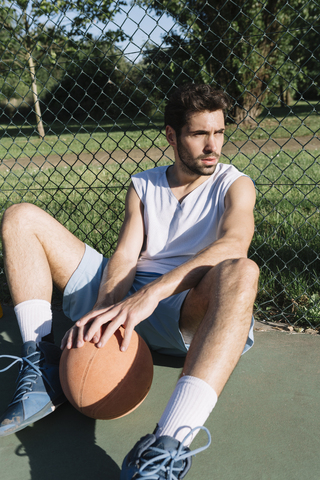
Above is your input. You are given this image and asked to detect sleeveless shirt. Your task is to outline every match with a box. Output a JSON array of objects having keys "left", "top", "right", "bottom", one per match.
[{"left": 131, "top": 163, "right": 247, "bottom": 275}]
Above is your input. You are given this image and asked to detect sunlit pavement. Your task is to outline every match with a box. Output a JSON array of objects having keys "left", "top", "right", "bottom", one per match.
[{"left": 1, "top": 305, "right": 320, "bottom": 480}]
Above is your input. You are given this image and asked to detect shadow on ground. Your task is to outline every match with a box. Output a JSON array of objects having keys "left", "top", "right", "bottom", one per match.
[
  {"left": 0, "top": 307, "right": 120, "bottom": 480},
  {"left": 14, "top": 405, "right": 120, "bottom": 480},
  {"left": 2, "top": 305, "right": 320, "bottom": 480}
]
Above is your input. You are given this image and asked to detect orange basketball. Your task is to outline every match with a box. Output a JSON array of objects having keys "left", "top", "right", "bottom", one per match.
[{"left": 59, "top": 327, "right": 153, "bottom": 420}]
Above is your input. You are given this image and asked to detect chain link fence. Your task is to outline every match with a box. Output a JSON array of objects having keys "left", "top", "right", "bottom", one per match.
[{"left": 0, "top": 0, "right": 319, "bottom": 329}]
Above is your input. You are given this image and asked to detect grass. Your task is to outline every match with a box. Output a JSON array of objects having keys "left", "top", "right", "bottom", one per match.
[
  {"left": 0, "top": 147, "right": 320, "bottom": 328},
  {"left": 0, "top": 101, "right": 319, "bottom": 161},
  {"left": 226, "top": 147, "right": 320, "bottom": 327},
  {"left": 0, "top": 114, "right": 167, "bottom": 161},
  {"left": 225, "top": 101, "right": 320, "bottom": 142},
  {"left": 0, "top": 100, "right": 319, "bottom": 328}
]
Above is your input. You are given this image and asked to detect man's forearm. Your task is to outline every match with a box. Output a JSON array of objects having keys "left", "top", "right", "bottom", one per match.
[
  {"left": 139, "top": 235, "right": 250, "bottom": 304},
  {"left": 94, "top": 251, "right": 138, "bottom": 308}
]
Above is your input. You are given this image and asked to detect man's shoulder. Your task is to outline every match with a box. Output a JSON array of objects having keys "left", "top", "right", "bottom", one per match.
[
  {"left": 213, "top": 163, "right": 252, "bottom": 197},
  {"left": 131, "top": 165, "right": 168, "bottom": 198},
  {"left": 132, "top": 165, "right": 168, "bottom": 181},
  {"left": 216, "top": 162, "right": 252, "bottom": 183},
  {"left": 217, "top": 163, "right": 243, "bottom": 176}
]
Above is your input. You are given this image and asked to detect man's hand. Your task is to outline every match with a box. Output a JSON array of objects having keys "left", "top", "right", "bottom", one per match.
[
  {"left": 74, "top": 288, "right": 159, "bottom": 352},
  {"left": 60, "top": 323, "right": 86, "bottom": 350},
  {"left": 61, "top": 321, "right": 106, "bottom": 350}
]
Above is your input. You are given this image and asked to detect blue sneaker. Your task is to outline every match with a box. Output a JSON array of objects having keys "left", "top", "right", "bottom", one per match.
[
  {"left": 121, "top": 426, "right": 211, "bottom": 479},
  {"left": 0, "top": 340, "right": 66, "bottom": 436}
]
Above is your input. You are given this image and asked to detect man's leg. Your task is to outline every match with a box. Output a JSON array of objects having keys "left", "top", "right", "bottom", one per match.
[
  {"left": 0, "top": 203, "right": 86, "bottom": 436},
  {"left": 2, "top": 203, "right": 85, "bottom": 305},
  {"left": 155, "top": 258, "right": 259, "bottom": 442},
  {"left": 121, "top": 258, "right": 259, "bottom": 480}
]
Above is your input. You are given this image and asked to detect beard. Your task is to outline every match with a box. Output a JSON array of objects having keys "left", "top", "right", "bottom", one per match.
[{"left": 176, "top": 136, "right": 220, "bottom": 176}]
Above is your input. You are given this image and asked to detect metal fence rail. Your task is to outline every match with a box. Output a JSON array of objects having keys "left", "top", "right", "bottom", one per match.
[{"left": 0, "top": 0, "right": 319, "bottom": 329}]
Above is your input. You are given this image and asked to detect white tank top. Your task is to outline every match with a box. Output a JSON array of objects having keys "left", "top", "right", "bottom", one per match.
[{"left": 132, "top": 163, "right": 247, "bottom": 275}]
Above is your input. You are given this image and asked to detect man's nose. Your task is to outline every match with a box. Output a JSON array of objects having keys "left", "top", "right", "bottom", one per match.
[{"left": 204, "top": 134, "right": 216, "bottom": 153}]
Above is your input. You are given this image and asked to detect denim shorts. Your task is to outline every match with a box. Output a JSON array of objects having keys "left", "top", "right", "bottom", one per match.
[{"left": 63, "top": 244, "right": 254, "bottom": 356}]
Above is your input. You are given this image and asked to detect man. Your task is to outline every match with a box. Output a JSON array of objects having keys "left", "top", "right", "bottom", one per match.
[{"left": 0, "top": 83, "right": 259, "bottom": 479}]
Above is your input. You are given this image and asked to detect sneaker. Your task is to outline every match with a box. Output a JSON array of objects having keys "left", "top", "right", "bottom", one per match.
[
  {"left": 120, "top": 426, "right": 211, "bottom": 479},
  {"left": 0, "top": 340, "right": 66, "bottom": 436}
]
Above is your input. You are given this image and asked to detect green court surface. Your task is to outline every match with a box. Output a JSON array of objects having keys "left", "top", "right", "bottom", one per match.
[{"left": 1, "top": 305, "right": 320, "bottom": 480}]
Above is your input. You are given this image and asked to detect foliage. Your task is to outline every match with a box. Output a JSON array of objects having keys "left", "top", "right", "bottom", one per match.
[
  {"left": 44, "top": 41, "right": 154, "bottom": 122},
  {"left": 287, "top": 2, "right": 320, "bottom": 100},
  {"left": 138, "top": 0, "right": 320, "bottom": 123},
  {"left": 0, "top": 0, "right": 125, "bottom": 135}
]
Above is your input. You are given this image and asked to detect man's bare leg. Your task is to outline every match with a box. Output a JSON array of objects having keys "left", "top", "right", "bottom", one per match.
[
  {"left": 1, "top": 203, "right": 85, "bottom": 304},
  {"left": 0, "top": 203, "right": 86, "bottom": 436},
  {"left": 156, "top": 258, "right": 259, "bottom": 443},
  {"left": 181, "top": 257, "right": 259, "bottom": 394}
]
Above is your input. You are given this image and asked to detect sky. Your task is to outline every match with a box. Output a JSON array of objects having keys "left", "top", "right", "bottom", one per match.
[{"left": 90, "top": 3, "right": 178, "bottom": 62}]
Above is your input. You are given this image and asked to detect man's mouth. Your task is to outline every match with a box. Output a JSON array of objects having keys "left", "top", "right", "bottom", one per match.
[{"left": 200, "top": 156, "right": 219, "bottom": 165}]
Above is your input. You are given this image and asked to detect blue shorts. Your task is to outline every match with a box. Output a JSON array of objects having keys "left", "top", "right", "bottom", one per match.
[{"left": 63, "top": 244, "right": 254, "bottom": 356}]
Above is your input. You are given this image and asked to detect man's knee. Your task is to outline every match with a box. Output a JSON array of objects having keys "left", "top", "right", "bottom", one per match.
[
  {"left": 216, "top": 258, "right": 259, "bottom": 309},
  {"left": 217, "top": 257, "right": 259, "bottom": 285},
  {"left": 1, "top": 203, "right": 43, "bottom": 236},
  {"left": 183, "top": 258, "right": 259, "bottom": 313}
]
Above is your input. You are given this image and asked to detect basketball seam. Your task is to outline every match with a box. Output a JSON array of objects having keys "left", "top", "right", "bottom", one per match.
[
  {"left": 95, "top": 336, "right": 153, "bottom": 419},
  {"left": 80, "top": 346, "right": 98, "bottom": 412}
]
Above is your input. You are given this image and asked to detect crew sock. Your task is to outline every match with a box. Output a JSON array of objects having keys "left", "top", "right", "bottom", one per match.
[
  {"left": 14, "top": 299, "right": 52, "bottom": 345},
  {"left": 155, "top": 375, "right": 218, "bottom": 446}
]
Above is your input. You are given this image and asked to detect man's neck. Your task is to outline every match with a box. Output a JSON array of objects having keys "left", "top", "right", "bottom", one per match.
[
  {"left": 166, "top": 164, "right": 214, "bottom": 203},
  {"left": 167, "top": 163, "right": 214, "bottom": 187}
]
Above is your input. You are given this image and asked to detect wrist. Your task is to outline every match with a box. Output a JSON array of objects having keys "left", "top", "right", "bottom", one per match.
[
  {"left": 142, "top": 276, "right": 171, "bottom": 303},
  {"left": 93, "top": 296, "right": 115, "bottom": 311}
]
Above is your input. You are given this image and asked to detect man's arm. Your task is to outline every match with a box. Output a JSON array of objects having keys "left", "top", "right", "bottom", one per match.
[
  {"left": 151, "top": 175, "right": 256, "bottom": 298},
  {"left": 76, "top": 175, "right": 256, "bottom": 351},
  {"left": 61, "top": 182, "right": 145, "bottom": 349},
  {"left": 94, "top": 183, "right": 145, "bottom": 309}
]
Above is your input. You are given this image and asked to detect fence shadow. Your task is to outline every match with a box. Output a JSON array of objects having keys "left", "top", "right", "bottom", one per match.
[
  {"left": 0, "top": 309, "right": 121, "bottom": 480},
  {"left": 14, "top": 403, "right": 120, "bottom": 480}
]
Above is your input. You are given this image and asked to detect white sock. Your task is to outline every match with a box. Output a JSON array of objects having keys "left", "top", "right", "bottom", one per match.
[
  {"left": 14, "top": 299, "right": 52, "bottom": 344},
  {"left": 155, "top": 375, "right": 218, "bottom": 446}
]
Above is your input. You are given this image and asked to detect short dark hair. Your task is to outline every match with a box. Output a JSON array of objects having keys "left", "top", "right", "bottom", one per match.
[{"left": 164, "top": 83, "right": 230, "bottom": 137}]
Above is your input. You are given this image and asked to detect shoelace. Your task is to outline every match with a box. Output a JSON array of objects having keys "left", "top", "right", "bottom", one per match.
[
  {"left": 138, "top": 426, "right": 211, "bottom": 480},
  {"left": 0, "top": 352, "right": 54, "bottom": 405}
]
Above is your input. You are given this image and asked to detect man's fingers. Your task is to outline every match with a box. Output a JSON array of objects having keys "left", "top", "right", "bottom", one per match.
[
  {"left": 76, "top": 307, "right": 110, "bottom": 327},
  {"left": 120, "top": 325, "right": 134, "bottom": 352},
  {"left": 83, "top": 308, "right": 122, "bottom": 343},
  {"left": 91, "top": 326, "right": 103, "bottom": 344},
  {"left": 75, "top": 325, "right": 85, "bottom": 348},
  {"left": 60, "top": 331, "right": 68, "bottom": 350},
  {"left": 74, "top": 301, "right": 141, "bottom": 350},
  {"left": 60, "top": 325, "right": 86, "bottom": 350},
  {"left": 67, "top": 326, "right": 77, "bottom": 349},
  {"left": 83, "top": 316, "right": 106, "bottom": 343},
  {"left": 95, "top": 316, "right": 125, "bottom": 348},
  {"left": 61, "top": 328, "right": 73, "bottom": 350}
]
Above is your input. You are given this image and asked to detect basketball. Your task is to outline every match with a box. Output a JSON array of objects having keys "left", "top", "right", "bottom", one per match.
[{"left": 59, "top": 327, "right": 153, "bottom": 420}]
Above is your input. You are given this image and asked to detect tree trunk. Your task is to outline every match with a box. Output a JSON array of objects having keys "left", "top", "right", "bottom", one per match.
[
  {"left": 285, "top": 89, "right": 292, "bottom": 106},
  {"left": 233, "top": 94, "right": 263, "bottom": 125},
  {"left": 27, "top": 52, "right": 45, "bottom": 138},
  {"left": 279, "top": 85, "right": 285, "bottom": 105}
]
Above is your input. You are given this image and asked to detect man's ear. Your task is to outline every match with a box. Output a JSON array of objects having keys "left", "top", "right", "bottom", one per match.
[{"left": 166, "top": 125, "right": 177, "bottom": 146}]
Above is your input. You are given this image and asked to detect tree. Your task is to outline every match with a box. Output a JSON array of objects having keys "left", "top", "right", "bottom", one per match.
[
  {"left": 285, "top": 2, "right": 320, "bottom": 101},
  {"left": 0, "top": 0, "right": 125, "bottom": 137},
  {"left": 139, "top": 0, "right": 319, "bottom": 123},
  {"left": 45, "top": 41, "right": 153, "bottom": 122}
]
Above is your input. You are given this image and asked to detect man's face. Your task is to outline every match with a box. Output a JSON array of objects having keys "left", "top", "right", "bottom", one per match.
[{"left": 176, "top": 110, "right": 225, "bottom": 176}]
